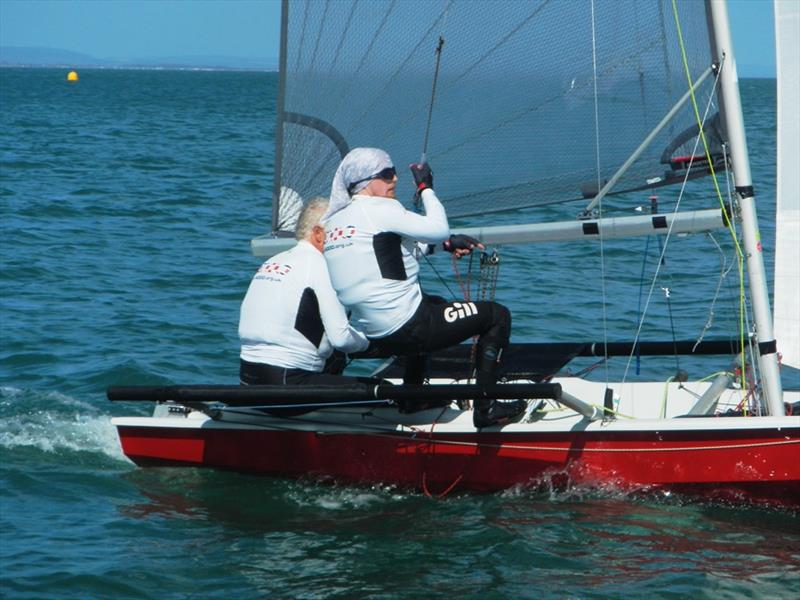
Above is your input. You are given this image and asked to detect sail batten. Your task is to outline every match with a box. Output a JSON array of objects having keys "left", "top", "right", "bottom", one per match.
[{"left": 272, "top": 0, "right": 720, "bottom": 234}]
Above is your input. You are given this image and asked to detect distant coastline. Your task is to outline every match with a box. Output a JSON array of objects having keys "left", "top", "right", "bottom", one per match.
[
  {"left": 0, "top": 46, "right": 278, "bottom": 72},
  {"left": 0, "top": 63, "right": 278, "bottom": 73},
  {"left": 0, "top": 45, "right": 774, "bottom": 78}
]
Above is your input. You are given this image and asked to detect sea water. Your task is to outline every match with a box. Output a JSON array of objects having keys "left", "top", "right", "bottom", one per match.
[{"left": 1, "top": 68, "right": 798, "bottom": 599}]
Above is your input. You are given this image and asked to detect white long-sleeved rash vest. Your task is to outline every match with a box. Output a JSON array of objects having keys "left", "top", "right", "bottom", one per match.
[
  {"left": 323, "top": 189, "right": 450, "bottom": 338},
  {"left": 239, "top": 240, "right": 369, "bottom": 371}
]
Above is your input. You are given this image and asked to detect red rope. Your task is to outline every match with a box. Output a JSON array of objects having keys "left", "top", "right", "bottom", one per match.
[
  {"left": 422, "top": 471, "right": 464, "bottom": 499},
  {"left": 451, "top": 253, "right": 472, "bottom": 300},
  {"left": 450, "top": 253, "right": 479, "bottom": 381},
  {"left": 420, "top": 407, "right": 468, "bottom": 499}
]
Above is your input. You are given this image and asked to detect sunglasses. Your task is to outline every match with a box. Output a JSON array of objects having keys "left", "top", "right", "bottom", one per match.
[{"left": 347, "top": 166, "right": 396, "bottom": 193}]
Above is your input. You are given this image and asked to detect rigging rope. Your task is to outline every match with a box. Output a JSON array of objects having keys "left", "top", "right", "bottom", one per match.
[
  {"left": 448, "top": 251, "right": 501, "bottom": 305},
  {"left": 475, "top": 251, "right": 501, "bottom": 378},
  {"left": 449, "top": 251, "right": 473, "bottom": 300},
  {"left": 420, "top": 405, "right": 468, "bottom": 498},
  {"left": 660, "top": 286, "right": 682, "bottom": 376},
  {"left": 721, "top": 144, "right": 757, "bottom": 411},
  {"left": 478, "top": 251, "right": 501, "bottom": 303},
  {"left": 422, "top": 251, "right": 459, "bottom": 299},
  {"left": 635, "top": 194, "right": 671, "bottom": 375},
  {"left": 620, "top": 59, "right": 723, "bottom": 387},
  {"left": 693, "top": 231, "right": 735, "bottom": 352},
  {"left": 589, "top": 0, "right": 612, "bottom": 392},
  {"left": 670, "top": 0, "right": 750, "bottom": 400},
  {"left": 449, "top": 249, "right": 502, "bottom": 386}
]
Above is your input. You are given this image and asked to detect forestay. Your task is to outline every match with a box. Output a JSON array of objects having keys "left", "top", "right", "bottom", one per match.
[{"left": 271, "top": 0, "right": 721, "bottom": 234}]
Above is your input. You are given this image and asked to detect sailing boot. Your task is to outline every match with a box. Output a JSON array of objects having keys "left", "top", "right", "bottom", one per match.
[
  {"left": 398, "top": 354, "right": 443, "bottom": 413},
  {"left": 472, "top": 345, "right": 527, "bottom": 428},
  {"left": 402, "top": 353, "right": 428, "bottom": 385},
  {"left": 473, "top": 397, "right": 528, "bottom": 428}
]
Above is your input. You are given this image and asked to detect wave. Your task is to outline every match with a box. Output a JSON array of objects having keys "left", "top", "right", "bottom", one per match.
[
  {"left": 0, "top": 386, "right": 129, "bottom": 463},
  {"left": 285, "top": 480, "right": 409, "bottom": 511}
]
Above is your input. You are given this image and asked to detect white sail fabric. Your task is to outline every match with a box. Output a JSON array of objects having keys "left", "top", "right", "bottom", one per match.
[
  {"left": 272, "top": 0, "right": 719, "bottom": 231},
  {"left": 774, "top": 0, "right": 800, "bottom": 370}
]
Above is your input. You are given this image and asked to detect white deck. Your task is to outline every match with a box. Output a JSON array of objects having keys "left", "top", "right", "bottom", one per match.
[{"left": 111, "top": 378, "right": 800, "bottom": 435}]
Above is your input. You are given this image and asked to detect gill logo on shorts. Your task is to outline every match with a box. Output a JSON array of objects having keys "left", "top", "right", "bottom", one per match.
[{"left": 443, "top": 301, "right": 478, "bottom": 323}]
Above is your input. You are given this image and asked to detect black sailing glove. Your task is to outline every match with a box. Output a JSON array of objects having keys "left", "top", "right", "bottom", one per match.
[
  {"left": 410, "top": 162, "right": 434, "bottom": 193},
  {"left": 443, "top": 234, "right": 482, "bottom": 254}
]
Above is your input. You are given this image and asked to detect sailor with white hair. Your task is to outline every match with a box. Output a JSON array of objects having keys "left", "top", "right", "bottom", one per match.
[
  {"left": 238, "top": 197, "right": 371, "bottom": 388},
  {"left": 322, "top": 147, "right": 527, "bottom": 428}
]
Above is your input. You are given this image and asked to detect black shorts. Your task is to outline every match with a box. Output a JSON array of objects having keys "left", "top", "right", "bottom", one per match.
[{"left": 239, "top": 359, "right": 377, "bottom": 386}]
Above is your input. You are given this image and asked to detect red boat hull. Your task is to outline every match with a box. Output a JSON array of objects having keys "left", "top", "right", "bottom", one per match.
[{"left": 116, "top": 423, "right": 800, "bottom": 507}]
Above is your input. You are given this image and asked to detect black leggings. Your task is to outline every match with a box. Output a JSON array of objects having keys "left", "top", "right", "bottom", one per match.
[
  {"left": 239, "top": 359, "right": 378, "bottom": 386},
  {"left": 238, "top": 359, "right": 382, "bottom": 415},
  {"left": 371, "top": 295, "right": 511, "bottom": 383}
]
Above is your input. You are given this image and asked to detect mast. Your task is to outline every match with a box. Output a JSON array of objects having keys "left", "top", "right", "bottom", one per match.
[
  {"left": 706, "top": 0, "right": 784, "bottom": 415},
  {"left": 271, "top": 0, "right": 290, "bottom": 233}
]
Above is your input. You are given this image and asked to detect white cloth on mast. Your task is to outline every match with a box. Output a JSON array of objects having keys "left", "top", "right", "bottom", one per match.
[{"left": 323, "top": 147, "right": 393, "bottom": 222}]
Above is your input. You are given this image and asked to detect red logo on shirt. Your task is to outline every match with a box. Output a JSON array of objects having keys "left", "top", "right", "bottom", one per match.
[
  {"left": 326, "top": 225, "right": 356, "bottom": 242},
  {"left": 258, "top": 262, "right": 292, "bottom": 276}
]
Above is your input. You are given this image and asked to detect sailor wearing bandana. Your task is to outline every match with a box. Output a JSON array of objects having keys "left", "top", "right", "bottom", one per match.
[{"left": 322, "top": 147, "right": 526, "bottom": 428}]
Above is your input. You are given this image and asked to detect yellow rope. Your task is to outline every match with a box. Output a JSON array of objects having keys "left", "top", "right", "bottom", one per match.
[
  {"left": 670, "top": 0, "right": 749, "bottom": 406},
  {"left": 699, "top": 370, "right": 732, "bottom": 382}
]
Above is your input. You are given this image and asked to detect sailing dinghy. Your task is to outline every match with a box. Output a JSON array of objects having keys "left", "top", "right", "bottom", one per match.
[{"left": 110, "top": 0, "right": 800, "bottom": 507}]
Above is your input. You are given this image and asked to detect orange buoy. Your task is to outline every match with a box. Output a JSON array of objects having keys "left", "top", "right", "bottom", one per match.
[{"left": 67, "top": 71, "right": 79, "bottom": 82}]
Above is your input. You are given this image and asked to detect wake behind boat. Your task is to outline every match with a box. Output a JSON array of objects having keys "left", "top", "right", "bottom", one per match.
[{"left": 110, "top": 0, "right": 800, "bottom": 508}]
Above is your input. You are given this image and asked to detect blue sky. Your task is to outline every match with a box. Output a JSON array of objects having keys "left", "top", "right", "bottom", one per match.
[{"left": 0, "top": 0, "right": 777, "bottom": 76}]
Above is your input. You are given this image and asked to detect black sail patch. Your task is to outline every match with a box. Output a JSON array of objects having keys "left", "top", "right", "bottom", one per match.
[
  {"left": 294, "top": 287, "right": 324, "bottom": 347},
  {"left": 373, "top": 232, "right": 406, "bottom": 280}
]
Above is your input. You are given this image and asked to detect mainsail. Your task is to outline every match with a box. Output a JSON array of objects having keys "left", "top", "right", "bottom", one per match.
[{"left": 271, "top": 0, "right": 722, "bottom": 234}]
